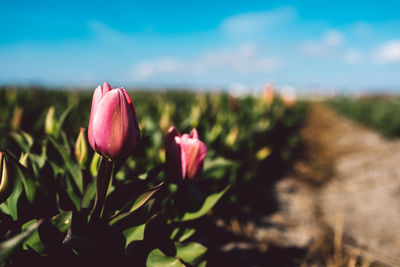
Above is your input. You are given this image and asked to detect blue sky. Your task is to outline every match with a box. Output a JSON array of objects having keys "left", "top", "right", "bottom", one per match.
[{"left": 1, "top": 0, "right": 400, "bottom": 91}]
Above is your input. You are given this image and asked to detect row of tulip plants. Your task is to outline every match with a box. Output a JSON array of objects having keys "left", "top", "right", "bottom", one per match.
[
  {"left": 0, "top": 84, "right": 307, "bottom": 266},
  {"left": 326, "top": 96, "right": 400, "bottom": 138}
]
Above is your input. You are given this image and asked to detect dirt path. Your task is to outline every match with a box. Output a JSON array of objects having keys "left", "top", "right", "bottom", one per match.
[{"left": 252, "top": 104, "right": 400, "bottom": 266}]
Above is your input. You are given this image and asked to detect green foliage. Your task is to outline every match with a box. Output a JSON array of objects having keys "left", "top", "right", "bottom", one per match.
[
  {"left": 146, "top": 249, "right": 186, "bottom": 267},
  {"left": 0, "top": 86, "right": 307, "bottom": 266},
  {"left": 0, "top": 220, "right": 41, "bottom": 263},
  {"left": 180, "top": 185, "right": 230, "bottom": 222},
  {"left": 326, "top": 96, "right": 400, "bottom": 138}
]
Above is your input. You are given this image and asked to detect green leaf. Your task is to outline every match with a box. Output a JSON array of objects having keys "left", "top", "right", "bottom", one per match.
[
  {"left": 51, "top": 211, "right": 72, "bottom": 233},
  {"left": 0, "top": 180, "right": 23, "bottom": 220},
  {"left": 29, "top": 151, "right": 46, "bottom": 170},
  {"left": 170, "top": 228, "right": 196, "bottom": 243},
  {"left": 65, "top": 174, "right": 82, "bottom": 210},
  {"left": 109, "top": 208, "right": 156, "bottom": 229},
  {"left": 181, "top": 185, "right": 230, "bottom": 222},
  {"left": 123, "top": 224, "right": 145, "bottom": 248},
  {"left": 110, "top": 182, "right": 164, "bottom": 225},
  {"left": 21, "top": 220, "right": 46, "bottom": 253},
  {"left": 58, "top": 105, "right": 74, "bottom": 131},
  {"left": 120, "top": 182, "right": 164, "bottom": 215},
  {"left": 175, "top": 242, "right": 207, "bottom": 266},
  {"left": 14, "top": 160, "right": 36, "bottom": 203},
  {"left": 81, "top": 180, "right": 97, "bottom": 210},
  {"left": 203, "top": 157, "right": 237, "bottom": 181},
  {"left": 9, "top": 131, "right": 34, "bottom": 152},
  {"left": 0, "top": 220, "right": 41, "bottom": 262},
  {"left": 22, "top": 212, "right": 71, "bottom": 254},
  {"left": 146, "top": 249, "right": 185, "bottom": 267},
  {"left": 48, "top": 136, "right": 83, "bottom": 193},
  {"left": 203, "top": 157, "right": 236, "bottom": 171}
]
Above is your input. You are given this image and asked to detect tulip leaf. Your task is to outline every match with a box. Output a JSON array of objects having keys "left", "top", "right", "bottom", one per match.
[
  {"left": 22, "top": 212, "right": 72, "bottom": 254},
  {"left": 81, "top": 180, "right": 97, "bottom": 210},
  {"left": 13, "top": 159, "right": 36, "bottom": 203},
  {"left": 175, "top": 242, "right": 207, "bottom": 266},
  {"left": 65, "top": 174, "right": 82, "bottom": 210},
  {"left": 58, "top": 105, "right": 74, "bottom": 131},
  {"left": 0, "top": 220, "right": 41, "bottom": 262},
  {"left": 0, "top": 180, "right": 23, "bottom": 220},
  {"left": 28, "top": 146, "right": 47, "bottom": 179},
  {"left": 170, "top": 228, "right": 196, "bottom": 243},
  {"left": 51, "top": 211, "right": 72, "bottom": 233},
  {"left": 9, "top": 131, "right": 34, "bottom": 152},
  {"left": 119, "top": 182, "right": 164, "bottom": 215},
  {"left": 21, "top": 220, "right": 46, "bottom": 253},
  {"left": 29, "top": 150, "right": 46, "bottom": 169},
  {"left": 48, "top": 136, "right": 83, "bottom": 193},
  {"left": 146, "top": 249, "right": 185, "bottom": 267},
  {"left": 123, "top": 224, "right": 146, "bottom": 248},
  {"left": 203, "top": 157, "right": 236, "bottom": 171},
  {"left": 109, "top": 209, "right": 156, "bottom": 230},
  {"left": 2, "top": 151, "right": 36, "bottom": 203},
  {"left": 181, "top": 185, "right": 230, "bottom": 222},
  {"left": 203, "top": 157, "right": 238, "bottom": 181}
]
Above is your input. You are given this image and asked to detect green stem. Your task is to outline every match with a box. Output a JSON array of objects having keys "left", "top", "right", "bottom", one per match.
[{"left": 90, "top": 156, "right": 114, "bottom": 223}]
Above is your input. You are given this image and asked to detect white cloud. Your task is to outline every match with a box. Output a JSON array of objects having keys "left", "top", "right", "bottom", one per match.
[
  {"left": 300, "top": 41, "right": 327, "bottom": 56},
  {"left": 374, "top": 39, "right": 400, "bottom": 64},
  {"left": 132, "top": 44, "right": 283, "bottom": 79},
  {"left": 343, "top": 49, "right": 363, "bottom": 64},
  {"left": 322, "top": 30, "right": 344, "bottom": 47},
  {"left": 300, "top": 30, "right": 366, "bottom": 65},
  {"left": 300, "top": 29, "right": 345, "bottom": 57},
  {"left": 220, "top": 7, "right": 296, "bottom": 37},
  {"left": 134, "top": 58, "right": 185, "bottom": 78}
]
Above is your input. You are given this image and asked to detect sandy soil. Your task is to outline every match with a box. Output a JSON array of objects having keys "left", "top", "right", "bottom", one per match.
[{"left": 217, "top": 104, "right": 400, "bottom": 266}]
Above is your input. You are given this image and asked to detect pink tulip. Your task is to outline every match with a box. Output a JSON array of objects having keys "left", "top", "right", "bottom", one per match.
[
  {"left": 263, "top": 83, "right": 274, "bottom": 105},
  {"left": 88, "top": 82, "right": 140, "bottom": 160},
  {"left": 165, "top": 126, "right": 208, "bottom": 182}
]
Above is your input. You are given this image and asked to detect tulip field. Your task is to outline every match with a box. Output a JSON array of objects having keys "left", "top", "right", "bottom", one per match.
[
  {"left": 326, "top": 96, "right": 400, "bottom": 138},
  {"left": 0, "top": 85, "right": 307, "bottom": 266}
]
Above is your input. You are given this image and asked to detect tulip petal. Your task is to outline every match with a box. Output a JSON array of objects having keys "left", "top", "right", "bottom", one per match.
[
  {"left": 165, "top": 138, "right": 183, "bottom": 181},
  {"left": 189, "top": 128, "right": 199, "bottom": 139},
  {"left": 187, "top": 141, "right": 208, "bottom": 181},
  {"left": 121, "top": 89, "right": 140, "bottom": 134},
  {"left": 92, "top": 89, "right": 136, "bottom": 159},
  {"left": 102, "top": 82, "right": 111, "bottom": 93},
  {"left": 165, "top": 126, "right": 181, "bottom": 147},
  {"left": 179, "top": 134, "right": 208, "bottom": 181},
  {"left": 88, "top": 85, "right": 103, "bottom": 150}
]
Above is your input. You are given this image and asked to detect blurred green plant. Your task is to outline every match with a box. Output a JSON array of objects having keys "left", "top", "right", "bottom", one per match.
[{"left": 326, "top": 96, "right": 400, "bottom": 138}]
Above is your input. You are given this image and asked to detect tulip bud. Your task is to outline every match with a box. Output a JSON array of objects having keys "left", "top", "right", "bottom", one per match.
[
  {"left": 19, "top": 152, "right": 29, "bottom": 168},
  {"left": 11, "top": 106, "right": 23, "bottom": 130},
  {"left": 45, "top": 106, "right": 59, "bottom": 137},
  {"left": 225, "top": 126, "right": 239, "bottom": 147},
  {"left": 0, "top": 152, "right": 12, "bottom": 204},
  {"left": 75, "top": 128, "right": 88, "bottom": 167},
  {"left": 263, "top": 83, "right": 274, "bottom": 105},
  {"left": 90, "top": 152, "right": 101, "bottom": 177},
  {"left": 165, "top": 127, "right": 208, "bottom": 183},
  {"left": 88, "top": 82, "right": 140, "bottom": 160},
  {"left": 281, "top": 87, "right": 296, "bottom": 107}
]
